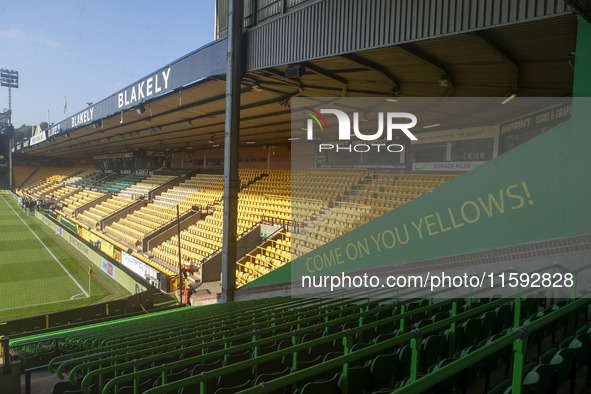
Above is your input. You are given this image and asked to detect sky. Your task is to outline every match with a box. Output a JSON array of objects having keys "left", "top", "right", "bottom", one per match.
[{"left": 0, "top": 1, "right": 216, "bottom": 128}]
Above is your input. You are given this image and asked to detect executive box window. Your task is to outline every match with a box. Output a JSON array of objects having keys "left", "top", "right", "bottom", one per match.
[
  {"left": 207, "top": 158, "right": 224, "bottom": 166},
  {"left": 407, "top": 142, "right": 447, "bottom": 162},
  {"left": 451, "top": 138, "right": 494, "bottom": 161}
]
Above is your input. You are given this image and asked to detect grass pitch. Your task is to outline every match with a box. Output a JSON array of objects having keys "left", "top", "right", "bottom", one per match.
[{"left": 0, "top": 194, "right": 130, "bottom": 321}]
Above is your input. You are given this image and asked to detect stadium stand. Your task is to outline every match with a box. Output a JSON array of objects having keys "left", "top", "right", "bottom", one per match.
[
  {"left": 68, "top": 170, "right": 105, "bottom": 188},
  {"left": 154, "top": 174, "right": 224, "bottom": 210},
  {"left": 290, "top": 172, "right": 456, "bottom": 259},
  {"left": 61, "top": 169, "right": 95, "bottom": 185},
  {"left": 117, "top": 174, "right": 176, "bottom": 200},
  {"left": 59, "top": 189, "right": 104, "bottom": 216},
  {"left": 236, "top": 232, "right": 291, "bottom": 287},
  {"left": 2, "top": 2, "right": 588, "bottom": 394},
  {"left": 150, "top": 170, "right": 289, "bottom": 273},
  {"left": 346, "top": 173, "right": 456, "bottom": 216},
  {"left": 8, "top": 287, "right": 591, "bottom": 394},
  {"left": 13, "top": 167, "right": 457, "bottom": 288},
  {"left": 101, "top": 169, "right": 457, "bottom": 285},
  {"left": 48, "top": 185, "right": 78, "bottom": 200},
  {"left": 20, "top": 167, "right": 79, "bottom": 191},
  {"left": 96, "top": 173, "right": 148, "bottom": 194},
  {"left": 11, "top": 165, "right": 38, "bottom": 188},
  {"left": 77, "top": 195, "right": 137, "bottom": 227},
  {"left": 102, "top": 175, "right": 187, "bottom": 247}
]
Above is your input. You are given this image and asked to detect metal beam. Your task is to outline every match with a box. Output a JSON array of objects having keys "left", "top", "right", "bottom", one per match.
[
  {"left": 341, "top": 53, "right": 400, "bottom": 93},
  {"left": 397, "top": 44, "right": 455, "bottom": 96},
  {"left": 472, "top": 31, "right": 519, "bottom": 91},
  {"left": 221, "top": 0, "right": 243, "bottom": 303},
  {"left": 257, "top": 68, "right": 303, "bottom": 88},
  {"left": 302, "top": 62, "right": 348, "bottom": 97},
  {"left": 564, "top": 0, "right": 591, "bottom": 24},
  {"left": 8, "top": 135, "right": 13, "bottom": 190},
  {"left": 34, "top": 95, "right": 296, "bottom": 156}
]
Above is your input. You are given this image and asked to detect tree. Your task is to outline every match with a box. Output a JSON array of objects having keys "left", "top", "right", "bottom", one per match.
[{"left": 15, "top": 125, "right": 32, "bottom": 142}]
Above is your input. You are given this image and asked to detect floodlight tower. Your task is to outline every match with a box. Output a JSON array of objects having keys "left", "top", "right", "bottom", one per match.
[{"left": 1, "top": 69, "right": 19, "bottom": 190}]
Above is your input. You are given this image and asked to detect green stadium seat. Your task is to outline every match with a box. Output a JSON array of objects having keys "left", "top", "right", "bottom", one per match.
[
  {"left": 488, "top": 378, "right": 512, "bottom": 394},
  {"left": 5, "top": 288, "right": 588, "bottom": 394},
  {"left": 214, "top": 379, "right": 253, "bottom": 394},
  {"left": 496, "top": 304, "right": 513, "bottom": 331},
  {"left": 190, "top": 358, "right": 223, "bottom": 376},
  {"left": 522, "top": 366, "right": 555, "bottom": 394},
  {"left": 422, "top": 334, "right": 446, "bottom": 369},
  {"left": 51, "top": 381, "right": 81, "bottom": 394},
  {"left": 254, "top": 365, "right": 291, "bottom": 386},
  {"left": 337, "top": 361, "right": 370, "bottom": 393},
  {"left": 217, "top": 365, "right": 251, "bottom": 390},
  {"left": 295, "top": 354, "right": 323, "bottom": 372},
  {"left": 225, "top": 348, "right": 252, "bottom": 364},
  {"left": 540, "top": 347, "right": 559, "bottom": 364},
  {"left": 429, "top": 357, "right": 457, "bottom": 392},
  {"left": 117, "top": 378, "right": 154, "bottom": 394},
  {"left": 293, "top": 373, "right": 339, "bottom": 394},
  {"left": 552, "top": 345, "right": 584, "bottom": 388},
  {"left": 458, "top": 318, "right": 481, "bottom": 347},
  {"left": 369, "top": 352, "right": 398, "bottom": 391}
]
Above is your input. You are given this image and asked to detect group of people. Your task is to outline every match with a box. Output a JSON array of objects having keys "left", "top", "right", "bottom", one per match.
[
  {"left": 182, "top": 257, "right": 196, "bottom": 279},
  {"left": 18, "top": 195, "right": 41, "bottom": 214},
  {"left": 16, "top": 190, "right": 60, "bottom": 213}
]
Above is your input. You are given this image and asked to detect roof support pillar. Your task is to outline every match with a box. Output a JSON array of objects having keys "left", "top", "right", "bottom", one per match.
[
  {"left": 8, "top": 135, "right": 13, "bottom": 190},
  {"left": 221, "top": 0, "right": 244, "bottom": 303}
]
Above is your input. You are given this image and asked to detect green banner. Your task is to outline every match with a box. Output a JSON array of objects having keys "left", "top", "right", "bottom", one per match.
[
  {"left": 59, "top": 215, "right": 78, "bottom": 233},
  {"left": 247, "top": 98, "right": 591, "bottom": 288},
  {"left": 79, "top": 227, "right": 115, "bottom": 258}
]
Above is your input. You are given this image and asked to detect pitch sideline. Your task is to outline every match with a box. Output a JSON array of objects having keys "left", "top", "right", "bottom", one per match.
[{"left": 1, "top": 195, "right": 90, "bottom": 298}]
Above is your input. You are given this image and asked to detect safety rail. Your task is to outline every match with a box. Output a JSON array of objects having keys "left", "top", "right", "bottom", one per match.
[{"left": 260, "top": 215, "right": 298, "bottom": 230}]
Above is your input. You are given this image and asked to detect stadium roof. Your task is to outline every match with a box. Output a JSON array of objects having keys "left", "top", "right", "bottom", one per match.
[{"left": 19, "top": 13, "right": 576, "bottom": 159}]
